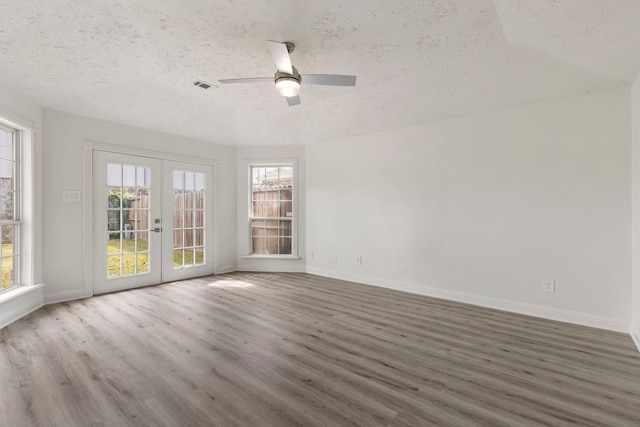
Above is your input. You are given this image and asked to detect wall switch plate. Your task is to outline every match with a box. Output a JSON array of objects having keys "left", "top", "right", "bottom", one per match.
[
  {"left": 330, "top": 253, "right": 337, "bottom": 262},
  {"left": 310, "top": 250, "right": 314, "bottom": 259},
  {"left": 356, "top": 256, "right": 362, "bottom": 265},
  {"left": 543, "top": 279, "right": 556, "bottom": 293},
  {"left": 62, "top": 190, "right": 81, "bottom": 202}
]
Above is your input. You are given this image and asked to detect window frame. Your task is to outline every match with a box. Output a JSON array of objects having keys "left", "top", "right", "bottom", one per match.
[
  {"left": 247, "top": 160, "right": 298, "bottom": 258},
  {"left": 0, "top": 123, "right": 19, "bottom": 292}
]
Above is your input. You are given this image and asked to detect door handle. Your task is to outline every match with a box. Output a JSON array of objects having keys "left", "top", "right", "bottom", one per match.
[{"left": 153, "top": 227, "right": 162, "bottom": 233}]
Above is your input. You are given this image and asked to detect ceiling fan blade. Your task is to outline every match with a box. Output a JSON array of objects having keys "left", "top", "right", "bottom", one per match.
[
  {"left": 301, "top": 74, "right": 357, "bottom": 86},
  {"left": 286, "top": 95, "right": 301, "bottom": 106},
  {"left": 218, "top": 77, "right": 272, "bottom": 84},
  {"left": 268, "top": 40, "right": 293, "bottom": 75}
]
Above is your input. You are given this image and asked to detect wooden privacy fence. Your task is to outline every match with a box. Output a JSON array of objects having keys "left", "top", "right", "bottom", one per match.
[
  {"left": 126, "top": 192, "right": 205, "bottom": 247},
  {"left": 251, "top": 186, "right": 293, "bottom": 255},
  {"left": 111, "top": 187, "right": 290, "bottom": 253}
]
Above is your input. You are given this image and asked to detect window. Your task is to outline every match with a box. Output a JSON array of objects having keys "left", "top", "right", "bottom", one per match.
[
  {"left": 0, "top": 125, "right": 18, "bottom": 291},
  {"left": 250, "top": 165, "right": 295, "bottom": 256}
]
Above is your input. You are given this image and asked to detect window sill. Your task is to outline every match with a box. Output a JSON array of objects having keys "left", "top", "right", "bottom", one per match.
[
  {"left": 241, "top": 255, "right": 300, "bottom": 260},
  {"left": 0, "top": 283, "right": 45, "bottom": 304},
  {"left": 0, "top": 283, "right": 45, "bottom": 329}
]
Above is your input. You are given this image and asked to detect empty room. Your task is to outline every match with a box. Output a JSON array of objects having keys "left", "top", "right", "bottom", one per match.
[{"left": 1, "top": 1, "right": 640, "bottom": 426}]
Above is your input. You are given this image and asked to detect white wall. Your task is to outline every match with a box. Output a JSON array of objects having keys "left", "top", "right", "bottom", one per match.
[
  {"left": 236, "top": 145, "right": 306, "bottom": 272},
  {"left": 0, "top": 84, "right": 44, "bottom": 327},
  {"left": 307, "top": 87, "right": 632, "bottom": 332},
  {"left": 1, "top": 81, "right": 636, "bottom": 341},
  {"left": 42, "top": 109, "right": 237, "bottom": 303},
  {"left": 632, "top": 76, "right": 640, "bottom": 348}
]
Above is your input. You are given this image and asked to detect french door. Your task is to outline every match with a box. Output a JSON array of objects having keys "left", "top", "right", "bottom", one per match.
[{"left": 93, "top": 151, "right": 214, "bottom": 294}]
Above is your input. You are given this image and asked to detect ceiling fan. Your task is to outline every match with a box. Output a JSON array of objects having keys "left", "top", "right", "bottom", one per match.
[{"left": 218, "top": 40, "right": 357, "bottom": 106}]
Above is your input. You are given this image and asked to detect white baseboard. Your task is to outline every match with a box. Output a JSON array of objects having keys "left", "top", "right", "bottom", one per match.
[
  {"left": 214, "top": 264, "right": 237, "bottom": 275},
  {"left": 632, "top": 323, "right": 640, "bottom": 352},
  {"left": 0, "top": 284, "right": 44, "bottom": 329},
  {"left": 44, "top": 289, "right": 90, "bottom": 305},
  {"left": 238, "top": 265, "right": 306, "bottom": 273},
  {"left": 306, "top": 267, "right": 629, "bottom": 333}
]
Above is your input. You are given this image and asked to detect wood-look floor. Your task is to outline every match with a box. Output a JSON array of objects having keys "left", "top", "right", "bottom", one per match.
[{"left": 1, "top": 273, "right": 640, "bottom": 426}]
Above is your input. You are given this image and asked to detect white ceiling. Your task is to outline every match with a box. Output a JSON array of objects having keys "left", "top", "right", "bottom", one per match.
[{"left": 0, "top": 0, "right": 638, "bottom": 146}]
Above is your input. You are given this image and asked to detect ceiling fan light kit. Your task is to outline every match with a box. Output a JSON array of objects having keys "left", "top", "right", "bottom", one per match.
[
  {"left": 275, "top": 67, "right": 301, "bottom": 97},
  {"left": 218, "top": 40, "right": 356, "bottom": 106}
]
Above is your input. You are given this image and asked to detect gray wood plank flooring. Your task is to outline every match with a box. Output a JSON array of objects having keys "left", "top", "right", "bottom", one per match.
[{"left": 1, "top": 272, "right": 640, "bottom": 426}]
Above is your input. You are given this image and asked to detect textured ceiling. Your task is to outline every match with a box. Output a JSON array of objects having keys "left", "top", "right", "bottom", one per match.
[{"left": 0, "top": 0, "right": 638, "bottom": 146}]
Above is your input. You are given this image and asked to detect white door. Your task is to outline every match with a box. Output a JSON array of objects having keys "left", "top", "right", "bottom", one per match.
[
  {"left": 93, "top": 151, "right": 214, "bottom": 294},
  {"left": 161, "top": 160, "right": 214, "bottom": 282}
]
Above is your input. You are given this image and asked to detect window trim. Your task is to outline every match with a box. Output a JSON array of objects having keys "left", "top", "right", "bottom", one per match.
[
  {"left": 0, "top": 124, "right": 19, "bottom": 291},
  {"left": 246, "top": 159, "right": 298, "bottom": 258},
  {"left": 0, "top": 109, "right": 36, "bottom": 291}
]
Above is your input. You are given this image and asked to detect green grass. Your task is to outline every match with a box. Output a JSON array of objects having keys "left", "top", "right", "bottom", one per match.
[
  {"left": 107, "top": 239, "right": 204, "bottom": 277},
  {"left": 107, "top": 238, "right": 149, "bottom": 277},
  {"left": 1, "top": 244, "right": 15, "bottom": 290}
]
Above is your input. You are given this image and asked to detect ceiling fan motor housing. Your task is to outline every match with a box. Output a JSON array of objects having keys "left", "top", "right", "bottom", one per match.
[{"left": 274, "top": 65, "right": 301, "bottom": 84}]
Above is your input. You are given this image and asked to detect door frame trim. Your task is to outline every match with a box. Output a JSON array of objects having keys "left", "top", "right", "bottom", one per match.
[{"left": 83, "top": 141, "right": 219, "bottom": 297}]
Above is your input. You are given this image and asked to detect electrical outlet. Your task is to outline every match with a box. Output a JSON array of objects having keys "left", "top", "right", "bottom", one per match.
[
  {"left": 356, "top": 256, "right": 362, "bottom": 265},
  {"left": 543, "top": 279, "right": 556, "bottom": 293}
]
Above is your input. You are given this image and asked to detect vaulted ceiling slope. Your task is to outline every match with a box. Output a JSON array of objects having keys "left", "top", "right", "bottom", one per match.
[{"left": 0, "top": 0, "right": 638, "bottom": 146}]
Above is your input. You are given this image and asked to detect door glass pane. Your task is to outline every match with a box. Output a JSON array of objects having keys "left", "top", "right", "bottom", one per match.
[
  {"left": 122, "top": 254, "right": 136, "bottom": 275},
  {"left": 173, "top": 171, "right": 183, "bottom": 189},
  {"left": 107, "top": 210, "right": 120, "bottom": 231},
  {"left": 108, "top": 255, "right": 121, "bottom": 277},
  {"left": 195, "top": 248, "right": 204, "bottom": 265},
  {"left": 108, "top": 232, "right": 122, "bottom": 252},
  {"left": 195, "top": 228, "right": 204, "bottom": 246},
  {"left": 123, "top": 165, "right": 136, "bottom": 186},
  {"left": 172, "top": 169, "right": 206, "bottom": 271},
  {"left": 185, "top": 209, "right": 193, "bottom": 228},
  {"left": 173, "top": 249, "right": 184, "bottom": 268},
  {"left": 105, "top": 163, "right": 152, "bottom": 279},
  {"left": 136, "top": 232, "right": 149, "bottom": 251},
  {"left": 137, "top": 167, "right": 150, "bottom": 188},
  {"left": 174, "top": 192, "right": 184, "bottom": 214},
  {"left": 195, "top": 173, "right": 204, "bottom": 191},
  {"left": 122, "top": 233, "right": 135, "bottom": 253},
  {"left": 185, "top": 172, "right": 194, "bottom": 191},
  {"left": 173, "top": 229, "right": 183, "bottom": 249},
  {"left": 137, "top": 254, "right": 149, "bottom": 273},
  {"left": 107, "top": 164, "right": 122, "bottom": 186},
  {"left": 107, "top": 188, "right": 121, "bottom": 208},
  {"left": 184, "top": 248, "right": 194, "bottom": 266}
]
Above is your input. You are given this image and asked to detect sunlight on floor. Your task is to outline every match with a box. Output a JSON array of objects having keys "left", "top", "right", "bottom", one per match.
[{"left": 206, "top": 279, "right": 254, "bottom": 288}]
